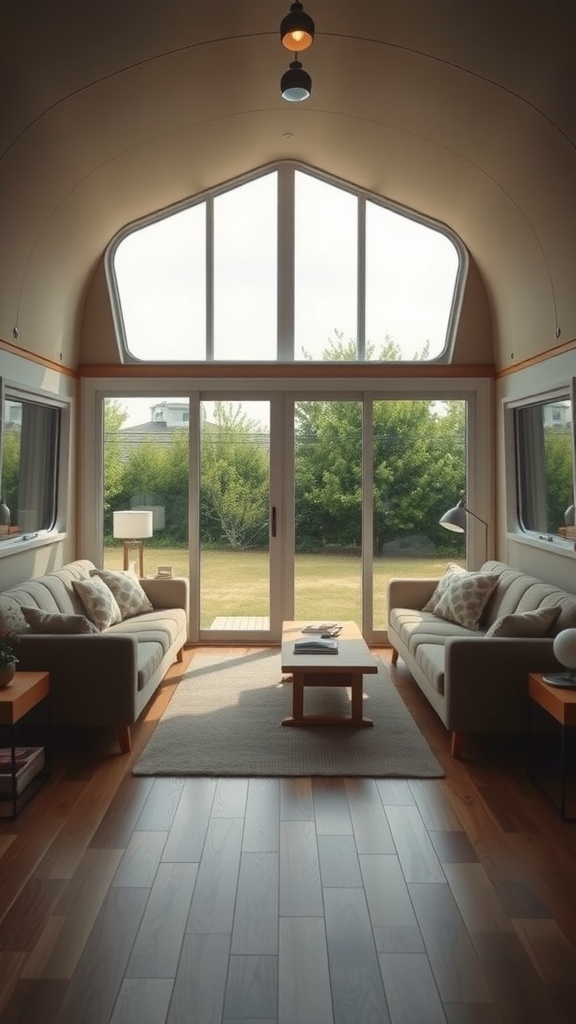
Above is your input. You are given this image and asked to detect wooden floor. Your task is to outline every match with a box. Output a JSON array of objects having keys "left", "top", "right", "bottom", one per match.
[{"left": 1, "top": 648, "right": 576, "bottom": 1023}]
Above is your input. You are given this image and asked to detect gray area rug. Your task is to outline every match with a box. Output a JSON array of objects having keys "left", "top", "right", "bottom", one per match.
[{"left": 133, "top": 651, "right": 444, "bottom": 778}]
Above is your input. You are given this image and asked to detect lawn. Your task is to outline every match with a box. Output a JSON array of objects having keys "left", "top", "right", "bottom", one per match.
[{"left": 104, "top": 546, "right": 458, "bottom": 627}]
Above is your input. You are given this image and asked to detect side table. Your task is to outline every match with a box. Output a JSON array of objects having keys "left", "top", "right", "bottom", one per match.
[
  {"left": 0, "top": 671, "right": 50, "bottom": 818},
  {"left": 527, "top": 672, "right": 576, "bottom": 821}
]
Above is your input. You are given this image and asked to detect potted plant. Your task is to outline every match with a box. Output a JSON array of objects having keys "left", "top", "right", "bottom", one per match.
[{"left": 0, "top": 631, "right": 19, "bottom": 688}]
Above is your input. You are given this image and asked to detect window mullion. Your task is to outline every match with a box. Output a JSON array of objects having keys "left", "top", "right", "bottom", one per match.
[
  {"left": 357, "top": 196, "right": 366, "bottom": 360},
  {"left": 206, "top": 197, "right": 214, "bottom": 361},
  {"left": 277, "top": 164, "right": 294, "bottom": 360}
]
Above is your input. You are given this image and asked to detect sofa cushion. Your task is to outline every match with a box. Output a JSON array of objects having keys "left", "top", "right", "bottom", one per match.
[
  {"left": 22, "top": 607, "right": 99, "bottom": 634},
  {"left": 422, "top": 563, "right": 467, "bottom": 612},
  {"left": 72, "top": 577, "right": 122, "bottom": 630},
  {"left": 89, "top": 568, "right": 153, "bottom": 619},
  {"left": 484, "top": 605, "right": 561, "bottom": 638},
  {"left": 427, "top": 570, "right": 499, "bottom": 630}
]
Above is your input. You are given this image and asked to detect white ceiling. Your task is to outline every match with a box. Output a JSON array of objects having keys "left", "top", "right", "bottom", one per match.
[{"left": 2, "top": 1, "right": 576, "bottom": 367}]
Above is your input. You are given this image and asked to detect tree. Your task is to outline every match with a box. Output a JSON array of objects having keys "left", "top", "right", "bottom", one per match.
[
  {"left": 201, "top": 403, "right": 269, "bottom": 550},
  {"left": 103, "top": 400, "right": 129, "bottom": 534}
]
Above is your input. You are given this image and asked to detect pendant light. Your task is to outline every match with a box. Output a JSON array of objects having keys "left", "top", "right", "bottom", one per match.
[
  {"left": 280, "top": 1, "right": 314, "bottom": 51},
  {"left": 281, "top": 59, "right": 312, "bottom": 101}
]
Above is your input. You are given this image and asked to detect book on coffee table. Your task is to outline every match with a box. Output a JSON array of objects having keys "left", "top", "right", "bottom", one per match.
[{"left": 293, "top": 638, "right": 339, "bottom": 654}]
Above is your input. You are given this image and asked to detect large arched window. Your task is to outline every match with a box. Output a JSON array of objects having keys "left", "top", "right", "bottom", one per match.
[{"left": 108, "top": 163, "right": 466, "bottom": 363}]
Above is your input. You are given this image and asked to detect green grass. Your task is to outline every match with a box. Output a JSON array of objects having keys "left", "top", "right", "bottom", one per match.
[{"left": 104, "top": 546, "right": 459, "bottom": 627}]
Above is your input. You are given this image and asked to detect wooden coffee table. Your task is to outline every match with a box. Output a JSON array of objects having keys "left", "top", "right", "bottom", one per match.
[{"left": 281, "top": 621, "right": 378, "bottom": 727}]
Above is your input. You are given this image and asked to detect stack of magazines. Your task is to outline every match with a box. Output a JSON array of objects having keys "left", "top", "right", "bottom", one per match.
[
  {"left": 0, "top": 746, "right": 45, "bottom": 797},
  {"left": 300, "top": 622, "right": 341, "bottom": 637}
]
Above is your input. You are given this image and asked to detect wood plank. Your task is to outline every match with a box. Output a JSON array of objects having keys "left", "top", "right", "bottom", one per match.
[
  {"left": 52, "top": 887, "right": 149, "bottom": 1024},
  {"left": 278, "top": 917, "right": 332, "bottom": 1024},
  {"left": 161, "top": 778, "right": 216, "bottom": 862},
  {"left": 280, "top": 777, "right": 314, "bottom": 820},
  {"left": 378, "top": 952, "right": 447, "bottom": 1023},
  {"left": 0, "top": 977, "right": 68, "bottom": 1024},
  {"left": 443, "top": 863, "right": 514, "bottom": 935},
  {"left": 408, "top": 883, "right": 494, "bottom": 1004},
  {"left": 126, "top": 862, "right": 198, "bottom": 977},
  {"left": 312, "top": 778, "right": 353, "bottom": 836},
  {"left": 279, "top": 820, "right": 323, "bottom": 917},
  {"left": 385, "top": 805, "right": 446, "bottom": 884},
  {"left": 409, "top": 779, "right": 463, "bottom": 830},
  {"left": 231, "top": 851, "right": 279, "bottom": 954},
  {"left": 323, "top": 886, "right": 391, "bottom": 1023},
  {"left": 22, "top": 848, "right": 124, "bottom": 979},
  {"left": 471, "top": 930, "right": 568, "bottom": 1023},
  {"left": 344, "top": 778, "right": 395, "bottom": 854},
  {"left": 111, "top": 831, "right": 167, "bottom": 888},
  {"left": 185, "top": 817, "right": 243, "bottom": 935},
  {"left": 359, "top": 854, "right": 424, "bottom": 954},
  {"left": 89, "top": 775, "right": 155, "bottom": 849},
  {"left": 167, "top": 933, "right": 230, "bottom": 1024},
  {"left": 109, "top": 978, "right": 173, "bottom": 1024},
  {"left": 243, "top": 779, "right": 280, "bottom": 852},
  {"left": 134, "top": 778, "right": 186, "bottom": 831},
  {"left": 317, "top": 834, "right": 362, "bottom": 888},
  {"left": 212, "top": 778, "right": 249, "bottom": 818},
  {"left": 0, "top": 877, "right": 65, "bottom": 952},
  {"left": 224, "top": 955, "right": 277, "bottom": 1020}
]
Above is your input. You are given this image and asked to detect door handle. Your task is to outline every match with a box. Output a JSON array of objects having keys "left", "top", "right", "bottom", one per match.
[{"left": 271, "top": 506, "right": 277, "bottom": 537}]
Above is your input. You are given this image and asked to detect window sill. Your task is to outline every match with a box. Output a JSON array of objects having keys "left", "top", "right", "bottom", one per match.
[
  {"left": 506, "top": 529, "right": 576, "bottom": 557},
  {"left": 0, "top": 531, "right": 66, "bottom": 556}
]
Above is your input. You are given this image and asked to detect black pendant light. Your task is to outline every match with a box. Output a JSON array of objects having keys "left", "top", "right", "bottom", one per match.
[
  {"left": 281, "top": 59, "right": 312, "bottom": 102},
  {"left": 280, "top": 1, "right": 315, "bottom": 52}
]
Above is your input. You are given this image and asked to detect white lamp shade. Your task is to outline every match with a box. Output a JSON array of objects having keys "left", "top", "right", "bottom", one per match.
[
  {"left": 553, "top": 628, "right": 576, "bottom": 670},
  {"left": 113, "top": 510, "right": 153, "bottom": 539}
]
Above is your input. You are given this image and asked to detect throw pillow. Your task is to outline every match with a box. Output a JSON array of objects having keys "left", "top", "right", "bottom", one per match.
[
  {"left": 423, "top": 563, "right": 468, "bottom": 613},
  {"left": 72, "top": 577, "right": 122, "bottom": 631},
  {"left": 22, "top": 607, "right": 99, "bottom": 634},
  {"left": 433, "top": 571, "right": 500, "bottom": 630},
  {"left": 89, "top": 569, "right": 153, "bottom": 619},
  {"left": 484, "top": 605, "right": 562, "bottom": 638}
]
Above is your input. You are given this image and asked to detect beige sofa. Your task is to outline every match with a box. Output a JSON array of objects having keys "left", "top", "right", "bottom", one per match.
[
  {"left": 387, "top": 560, "right": 576, "bottom": 757},
  {"left": 0, "top": 559, "right": 188, "bottom": 753}
]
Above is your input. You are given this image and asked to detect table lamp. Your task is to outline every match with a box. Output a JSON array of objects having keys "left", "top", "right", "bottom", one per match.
[
  {"left": 113, "top": 510, "right": 153, "bottom": 577},
  {"left": 544, "top": 628, "right": 576, "bottom": 688}
]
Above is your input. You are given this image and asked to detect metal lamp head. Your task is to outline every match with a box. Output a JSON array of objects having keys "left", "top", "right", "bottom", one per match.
[
  {"left": 439, "top": 500, "right": 467, "bottom": 533},
  {"left": 553, "top": 628, "right": 576, "bottom": 671}
]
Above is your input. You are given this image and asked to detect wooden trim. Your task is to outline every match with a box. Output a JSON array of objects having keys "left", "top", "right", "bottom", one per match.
[
  {"left": 0, "top": 337, "right": 78, "bottom": 378},
  {"left": 495, "top": 336, "right": 576, "bottom": 379},
  {"left": 79, "top": 362, "right": 495, "bottom": 380}
]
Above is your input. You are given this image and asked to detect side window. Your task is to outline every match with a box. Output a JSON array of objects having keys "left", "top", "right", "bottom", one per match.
[
  {"left": 0, "top": 389, "right": 60, "bottom": 541},
  {"left": 515, "top": 395, "right": 574, "bottom": 539}
]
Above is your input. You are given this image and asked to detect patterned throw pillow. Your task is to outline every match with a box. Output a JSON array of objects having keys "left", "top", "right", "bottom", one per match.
[
  {"left": 484, "top": 605, "right": 561, "bottom": 638},
  {"left": 433, "top": 572, "right": 500, "bottom": 630},
  {"left": 423, "top": 563, "right": 467, "bottom": 613},
  {"left": 22, "top": 607, "right": 99, "bottom": 634},
  {"left": 89, "top": 569, "right": 153, "bottom": 620},
  {"left": 72, "top": 577, "right": 122, "bottom": 630}
]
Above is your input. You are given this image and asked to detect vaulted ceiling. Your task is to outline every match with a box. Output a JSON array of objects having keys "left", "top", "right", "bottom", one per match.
[{"left": 2, "top": 1, "right": 576, "bottom": 369}]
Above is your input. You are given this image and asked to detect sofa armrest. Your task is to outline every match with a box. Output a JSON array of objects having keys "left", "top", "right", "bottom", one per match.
[
  {"left": 443, "top": 636, "right": 561, "bottom": 731},
  {"left": 16, "top": 633, "right": 140, "bottom": 723},
  {"left": 139, "top": 576, "right": 189, "bottom": 612},
  {"left": 387, "top": 577, "right": 440, "bottom": 614}
]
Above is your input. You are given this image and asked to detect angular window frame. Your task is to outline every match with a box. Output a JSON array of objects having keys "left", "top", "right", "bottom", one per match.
[{"left": 106, "top": 161, "right": 467, "bottom": 366}]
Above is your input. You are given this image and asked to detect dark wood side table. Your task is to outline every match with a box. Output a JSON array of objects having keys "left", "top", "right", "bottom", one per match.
[
  {"left": 0, "top": 671, "right": 50, "bottom": 818},
  {"left": 528, "top": 672, "right": 576, "bottom": 821}
]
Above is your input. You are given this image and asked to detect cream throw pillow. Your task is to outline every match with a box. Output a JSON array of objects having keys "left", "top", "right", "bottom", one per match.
[
  {"left": 423, "top": 563, "right": 467, "bottom": 613},
  {"left": 22, "top": 607, "right": 99, "bottom": 634},
  {"left": 484, "top": 605, "right": 561, "bottom": 638},
  {"left": 89, "top": 568, "right": 153, "bottom": 620},
  {"left": 72, "top": 577, "right": 122, "bottom": 630},
  {"left": 432, "top": 571, "right": 500, "bottom": 630}
]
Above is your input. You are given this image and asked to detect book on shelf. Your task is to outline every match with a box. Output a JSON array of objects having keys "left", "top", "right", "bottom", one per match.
[
  {"left": 293, "top": 637, "right": 339, "bottom": 654},
  {"left": 0, "top": 746, "right": 45, "bottom": 796},
  {"left": 300, "top": 622, "right": 341, "bottom": 636}
]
